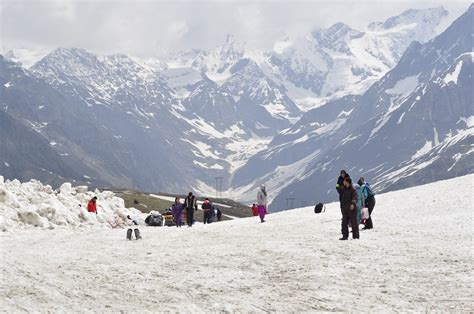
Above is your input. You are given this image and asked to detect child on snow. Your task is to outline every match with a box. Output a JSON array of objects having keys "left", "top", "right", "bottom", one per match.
[
  {"left": 87, "top": 196, "right": 98, "bottom": 214},
  {"left": 251, "top": 204, "right": 258, "bottom": 216},
  {"left": 126, "top": 215, "right": 142, "bottom": 240},
  {"left": 172, "top": 197, "right": 185, "bottom": 227}
]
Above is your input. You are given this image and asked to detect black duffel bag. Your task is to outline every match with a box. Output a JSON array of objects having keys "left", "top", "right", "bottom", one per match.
[{"left": 314, "top": 202, "right": 325, "bottom": 214}]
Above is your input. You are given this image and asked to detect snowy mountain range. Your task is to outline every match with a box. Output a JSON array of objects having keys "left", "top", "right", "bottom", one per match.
[
  {"left": 1, "top": 5, "right": 472, "bottom": 209},
  {"left": 231, "top": 4, "right": 473, "bottom": 210},
  {"left": 264, "top": 7, "right": 450, "bottom": 110}
]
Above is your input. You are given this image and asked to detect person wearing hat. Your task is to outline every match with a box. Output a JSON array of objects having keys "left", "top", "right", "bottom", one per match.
[
  {"left": 87, "top": 196, "right": 98, "bottom": 214},
  {"left": 256, "top": 185, "right": 268, "bottom": 223}
]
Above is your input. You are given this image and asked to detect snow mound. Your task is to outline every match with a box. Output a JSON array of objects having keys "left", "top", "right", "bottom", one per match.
[{"left": 0, "top": 176, "right": 140, "bottom": 231}]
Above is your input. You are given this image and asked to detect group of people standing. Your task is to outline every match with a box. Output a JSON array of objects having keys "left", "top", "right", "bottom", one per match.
[
  {"left": 171, "top": 192, "right": 223, "bottom": 227},
  {"left": 336, "top": 170, "right": 376, "bottom": 241},
  {"left": 88, "top": 174, "right": 376, "bottom": 242}
]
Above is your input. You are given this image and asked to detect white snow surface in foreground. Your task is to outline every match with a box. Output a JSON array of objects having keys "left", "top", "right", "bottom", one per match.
[
  {"left": 1, "top": 175, "right": 473, "bottom": 312},
  {"left": 0, "top": 176, "right": 140, "bottom": 231}
]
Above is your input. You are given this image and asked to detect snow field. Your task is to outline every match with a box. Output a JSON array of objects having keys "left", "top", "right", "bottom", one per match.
[{"left": 0, "top": 175, "right": 472, "bottom": 312}]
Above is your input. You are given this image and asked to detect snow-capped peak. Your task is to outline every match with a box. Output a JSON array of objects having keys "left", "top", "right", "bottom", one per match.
[
  {"left": 272, "top": 37, "right": 292, "bottom": 54},
  {"left": 46, "top": 47, "right": 98, "bottom": 62},
  {"left": 219, "top": 33, "right": 244, "bottom": 56},
  {"left": 132, "top": 56, "right": 168, "bottom": 72},
  {"left": 198, "top": 34, "right": 245, "bottom": 74},
  {"left": 33, "top": 47, "right": 106, "bottom": 78},
  {"left": 2, "top": 48, "right": 51, "bottom": 69},
  {"left": 368, "top": 6, "right": 448, "bottom": 34},
  {"left": 310, "top": 22, "right": 364, "bottom": 54},
  {"left": 3, "top": 50, "right": 17, "bottom": 63},
  {"left": 311, "top": 22, "right": 363, "bottom": 40}
]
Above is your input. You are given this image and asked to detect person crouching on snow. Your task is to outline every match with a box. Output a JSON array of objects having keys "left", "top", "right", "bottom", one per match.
[
  {"left": 257, "top": 185, "right": 268, "bottom": 223},
  {"left": 87, "top": 196, "right": 98, "bottom": 214},
  {"left": 126, "top": 215, "right": 142, "bottom": 240}
]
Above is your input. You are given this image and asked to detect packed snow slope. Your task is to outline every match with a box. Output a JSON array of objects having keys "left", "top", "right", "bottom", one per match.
[
  {"left": 1, "top": 175, "right": 472, "bottom": 312},
  {"left": 0, "top": 176, "right": 141, "bottom": 231}
]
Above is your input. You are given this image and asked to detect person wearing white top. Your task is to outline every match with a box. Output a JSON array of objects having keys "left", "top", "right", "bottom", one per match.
[{"left": 256, "top": 185, "right": 267, "bottom": 223}]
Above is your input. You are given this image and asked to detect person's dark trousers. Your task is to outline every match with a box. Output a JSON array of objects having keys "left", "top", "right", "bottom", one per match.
[
  {"left": 203, "top": 211, "right": 210, "bottom": 224},
  {"left": 365, "top": 196, "right": 376, "bottom": 229},
  {"left": 341, "top": 209, "right": 359, "bottom": 239},
  {"left": 186, "top": 208, "right": 194, "bottom": 226}
]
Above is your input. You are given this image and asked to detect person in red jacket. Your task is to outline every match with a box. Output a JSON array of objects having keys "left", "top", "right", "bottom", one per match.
[
  {"left": 87, "top": 196, "right": 98, "bottom": 214},
  {"left": 251, "top": 204, "right": 258, "bottom": 216}
]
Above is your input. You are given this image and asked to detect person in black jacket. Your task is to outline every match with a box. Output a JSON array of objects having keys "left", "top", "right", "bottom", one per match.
[
  {"left": 340, "top": 177, "right": 359, "bottom": 240},
  {"left": 184, "top": 192, "right": 198, "bottom": 227},
  {"left": 336, "top": 170, "right": 350, "bottom": 214},
  {"left": 216, "top": 208, "right": 222, "bottom": 221}
]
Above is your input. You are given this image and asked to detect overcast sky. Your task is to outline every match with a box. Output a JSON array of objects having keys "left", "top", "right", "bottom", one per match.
[{"left": 0, "top": 0, "right": 471, "bottom": 58}]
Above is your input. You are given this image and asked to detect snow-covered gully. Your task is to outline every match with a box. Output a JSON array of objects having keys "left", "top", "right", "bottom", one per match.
[{"left": 1, "top": 175, "right": 472, "bottom": 312}]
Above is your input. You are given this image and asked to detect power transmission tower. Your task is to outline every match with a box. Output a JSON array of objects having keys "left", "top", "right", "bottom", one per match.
[
  {"left": 285, "top": 197, "right": 295, "bottom": 209},
  {"left": 215, "top": 176, "right": 223, "bottom": 199}
]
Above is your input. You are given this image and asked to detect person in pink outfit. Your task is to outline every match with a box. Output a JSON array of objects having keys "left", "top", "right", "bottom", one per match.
[{"left": 256, "top": 185, "right": 267, "bottom": 223}]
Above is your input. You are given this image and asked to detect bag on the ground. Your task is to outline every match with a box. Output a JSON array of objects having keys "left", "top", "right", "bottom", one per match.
[
  {"left": 145, "top": 213, "right": 163, "bottom": 226},
  {"left": 314, "top": 203, "right": 325, "bottom": 214},
  {"left": 361, "top": 207, "right": 369, "bottom": 220},
  {"left": 163, "top": 211, "right": 175, "bottom": 226}
]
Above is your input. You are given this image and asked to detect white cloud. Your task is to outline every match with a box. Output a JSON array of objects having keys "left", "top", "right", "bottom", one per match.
[{"left": 0, "top": 0, "right": 471, "bottom": 58}]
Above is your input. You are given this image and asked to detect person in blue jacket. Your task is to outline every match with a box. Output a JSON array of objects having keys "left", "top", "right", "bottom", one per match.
[
  {"left": 355, "top": 183, "right": 366, "bottom": 225},
  {"left": 358, "top": 177, "right": 376, "bottom": 230}
]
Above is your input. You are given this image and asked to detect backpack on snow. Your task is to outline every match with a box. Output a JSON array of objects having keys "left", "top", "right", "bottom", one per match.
[{"left": 314, "top": 203, "right": 325, "bottom": 214}]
